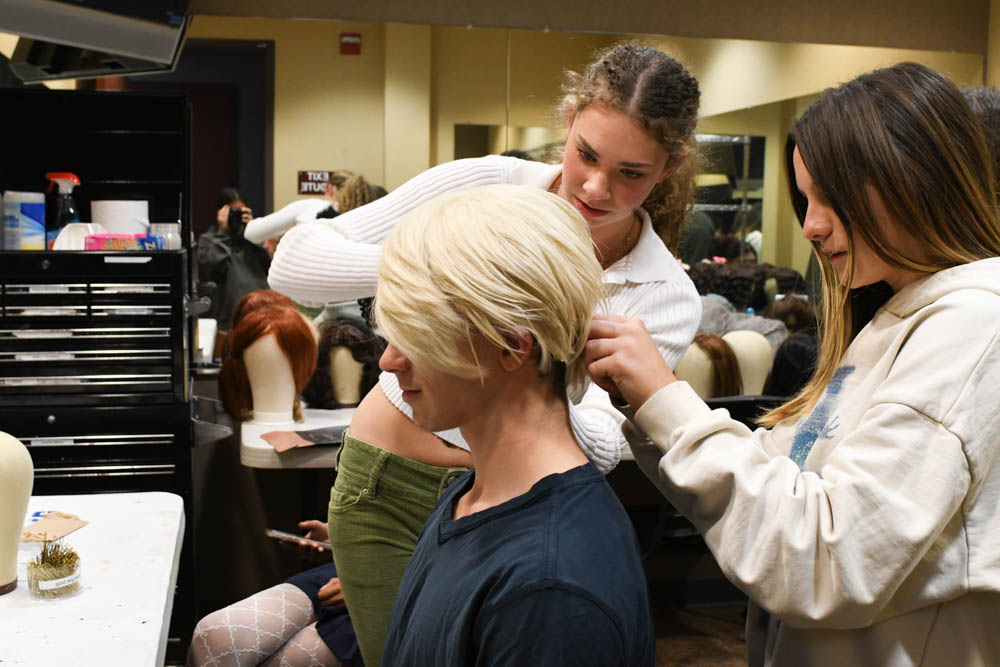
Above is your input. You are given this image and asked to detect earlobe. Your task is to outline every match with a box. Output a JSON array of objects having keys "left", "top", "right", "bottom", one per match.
[{"left": 500, "top": 332, "right": 534, "bottom": 372}]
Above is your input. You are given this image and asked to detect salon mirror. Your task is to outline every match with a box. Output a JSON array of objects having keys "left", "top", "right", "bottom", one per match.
[{"left": 80, "top": 11, "right": 984, "bottom": 279}]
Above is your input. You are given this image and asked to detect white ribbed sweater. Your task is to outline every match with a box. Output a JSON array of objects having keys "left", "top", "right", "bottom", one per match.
[{"left": 268, "top": 155, "right": 701, "bottom": 471}]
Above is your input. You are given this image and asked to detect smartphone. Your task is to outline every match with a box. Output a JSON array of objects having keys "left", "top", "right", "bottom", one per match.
[
  {"left": 265, "top": 528, "right": 329, "bottom": 551},
  {"left": 228, "top": 208, "right": 247, "bottom": 239}
]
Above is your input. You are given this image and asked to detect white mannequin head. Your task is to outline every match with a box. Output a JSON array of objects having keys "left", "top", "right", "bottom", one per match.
[
  {"left": 0, "top": 431, "right": 33, "bottom": 595},
  {"left": 674, "top": 342, "right": 714, "bottom": 400},
  {"left": 243, "top": 333, "right": 298, "bottom": 425},
  {"left": 330, "top": 346, "right": 364, "bottom": 406},
  {"left": 302, "top": 316, "right": 385, "bottom": 410},
  {"left": 722, "top": 330, "right": 773, "bottom": 395},
  {"left": 674, "top": 333, "right": 742, "bottom": 399}
]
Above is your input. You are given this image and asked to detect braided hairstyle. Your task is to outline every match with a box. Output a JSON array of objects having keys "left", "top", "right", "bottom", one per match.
[{"left": 560, "top": 43, "right": 701, "bottom": 251}]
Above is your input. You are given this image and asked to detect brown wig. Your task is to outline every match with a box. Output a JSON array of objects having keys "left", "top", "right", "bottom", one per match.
[
  {"left": 692, "top": 333, "right": 742, "bottom": 398},
  {"left": 302, "top": 316, "right": 385, "bottom": 409},
  {"left": 761, "top": 296, "right": 817, "bottom": 335},
  {"left": 765, "top": 62, "right": 1000, "bottom": 427},
  {"left": 219, "top": 304, "right": 318, "bottom": 422},
  {"left": 221, "top": 289, "right": 299, "bottom": 359},
  {"left": 560, "top": 43, "right": 701, "bottom": 250}
]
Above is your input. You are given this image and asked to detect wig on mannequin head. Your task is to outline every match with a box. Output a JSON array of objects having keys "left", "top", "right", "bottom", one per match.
[
  {"left": 767, "top": 61, "right": 1000, "bottom": 427},
  {"left": 674, "top": 333, "right": 742, "bottom": 399},
  {"left": 559, "top": 42, "right": 700, "bottom": 250},
  {"left": 221, "top": 289, "right": 299, "bottom": 359},
  {"left": 219, "top": 304, "right": 318, "bottom": 422},
  {"left": 375, "top": 184, "right": 604, "bottom": 398},
  {"left": 761, "top": 296, "right": 817, "bottom": 335},
  {"left": 302, "top": 316, "right": 385, "bottom": 409},
  {"left": 762, "top": 332, "right": 819, "bottom": 398}
]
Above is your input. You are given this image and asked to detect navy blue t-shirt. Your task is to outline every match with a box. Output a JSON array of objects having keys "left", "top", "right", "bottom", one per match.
[{"left": 381, "top": 462, "right": 654, "bottom": 666}]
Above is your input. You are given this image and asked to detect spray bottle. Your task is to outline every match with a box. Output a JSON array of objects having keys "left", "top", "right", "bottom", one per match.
[{"left": 45, "top": 172, "right": 81, "bottom": 250}]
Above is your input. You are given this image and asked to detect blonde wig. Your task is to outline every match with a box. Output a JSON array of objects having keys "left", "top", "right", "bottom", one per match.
[{"left": 374, "top": 184, "right": 604, "bottom": 397}]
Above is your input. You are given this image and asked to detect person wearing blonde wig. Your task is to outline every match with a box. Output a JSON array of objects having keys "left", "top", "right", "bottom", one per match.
[
  {"left": 372, "top": 184, "right": 652, "bottom": 666},
  {"left": 586, "top": 62, "right": 1000, "bottom": 665},
  {"left": 278, "top": 43, "right": 701, "bottom": 666}
]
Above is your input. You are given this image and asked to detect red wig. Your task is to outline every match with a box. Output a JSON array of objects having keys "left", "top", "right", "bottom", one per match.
[
  {"left": 219, "top": 303, "right": 318, "bottom": 422},
  {"left": 221, "top": 289, "right": 300, "bottom": 359}
]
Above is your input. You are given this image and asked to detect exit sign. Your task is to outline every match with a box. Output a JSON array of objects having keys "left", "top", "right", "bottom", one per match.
[
  {"left": 340, "top": 33, "right": 361, "bottom": 55},
  {"left": 298, "top": 171, "right": 333, "bottom": 195}
]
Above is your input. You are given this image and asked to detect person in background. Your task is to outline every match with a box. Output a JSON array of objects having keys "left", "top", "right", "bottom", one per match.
[
  {"left": 243, "top": 170, "right": 356, "bottom": 246},
  {"left": 197, "top": 187, "right": 268, "bottom": 357},
  {"left": 585, "top": 62, "right": 1000, "bottom": 666},
  {"left": 187, "top": 518, "right": 361, "bottom": 667},
  {"left": 676, "top": 208, "right": 715, "bottom": 265},
  {"left": 378, "top": 185, "right": 653, "bottom": 666}
]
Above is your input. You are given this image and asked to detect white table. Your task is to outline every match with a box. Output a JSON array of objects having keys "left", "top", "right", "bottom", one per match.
[
  {"left": 240, "top": 407, "right": 354, "bottom": 469},
  {"left": 0, "top": 492, "right": 184, "bottom": 666}
]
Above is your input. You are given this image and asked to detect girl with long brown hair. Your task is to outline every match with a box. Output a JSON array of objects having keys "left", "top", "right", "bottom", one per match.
[{"left": 586, "top": 62, "right": 1000, "bottom": 665}]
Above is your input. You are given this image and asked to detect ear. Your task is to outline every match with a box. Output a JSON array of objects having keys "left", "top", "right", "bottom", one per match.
[
  {"left": 499, "top": 332, "right": 534, "bottom": 372},
  {"left": 658, "top": 153, "right": 686, "bottom": 183}
]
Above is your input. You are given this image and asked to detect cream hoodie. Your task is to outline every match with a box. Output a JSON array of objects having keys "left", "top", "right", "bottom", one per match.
[{"left": 627, "top": 258, "right": 1000, "bottom": 666}]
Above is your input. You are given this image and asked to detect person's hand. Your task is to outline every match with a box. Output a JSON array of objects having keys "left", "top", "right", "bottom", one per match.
[
  {"left": 216, "top": 204, "right": 230, "bottom": 229},
  {"left": 298, "top": 519, "right": 329, "bottom": 550},
  {"left": 240, "top": 207, "right": 253, "bottom": 223},
  {"left": 585, "top": 314, "right": 677, "bottom": 409},
  {"left": 318, "top": 577, "right": 345, "bottom": 607},
  {"left": 263, "top": 237, "right": 279, "bottom": 259}
]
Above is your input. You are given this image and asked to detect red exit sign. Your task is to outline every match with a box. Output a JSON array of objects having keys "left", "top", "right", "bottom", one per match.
[{"left": 340, "top": 33, "right": 361, "bottom": 55}]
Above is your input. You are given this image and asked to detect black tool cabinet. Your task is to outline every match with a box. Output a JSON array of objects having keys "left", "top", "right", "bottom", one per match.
[{"left": 0, "top": 88, "right": 197, "bottom": 660}]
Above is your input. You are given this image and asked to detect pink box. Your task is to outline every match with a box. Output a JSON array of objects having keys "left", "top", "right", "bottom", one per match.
[{"left": 84, "top": 234, "right": 164, "bottom": 251}]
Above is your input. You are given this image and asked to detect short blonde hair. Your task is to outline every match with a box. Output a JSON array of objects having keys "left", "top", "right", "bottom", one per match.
[{"left": 375, "top": 184, "right": 604, "bottom": 396}]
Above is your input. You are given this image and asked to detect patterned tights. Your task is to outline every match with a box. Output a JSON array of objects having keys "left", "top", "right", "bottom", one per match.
[{"left": 186, "top": 583, "right": 341, "bottom": 667}]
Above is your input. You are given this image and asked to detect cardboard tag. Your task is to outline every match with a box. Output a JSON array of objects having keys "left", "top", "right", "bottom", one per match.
[
  {"left": 261, "top": 426, "right": 347, "bottom": 452},
  {"left": 22, "top": 512, "right": 88, "bottom": 542}
]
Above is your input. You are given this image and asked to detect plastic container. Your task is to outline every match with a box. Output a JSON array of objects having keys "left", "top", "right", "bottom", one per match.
[
  {"left": 3, "top": 191, "right": 46, "bottom": 250},
  {"left": 27, "top": 560, "right": 81, "bottom": 599},
  {"left": 149, "top": 222, "right": 182, "bottom": 250}
]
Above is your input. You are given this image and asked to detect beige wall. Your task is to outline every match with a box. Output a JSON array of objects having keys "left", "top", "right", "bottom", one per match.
[
  {"left": 430, "top": 28, "right": 615, "bottom": 162},
  {"left": 989, "top": 0, "right": 1000, "bottom": 84},
  {"left": 190, "top": 0, "right": 989, "bottom": 54},
  {"left": 384, "top": 23, "right": 431, "bottom": 190},
  {"left": 655, "top": 37, "right": 983, "bottom": 117}
]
